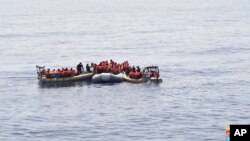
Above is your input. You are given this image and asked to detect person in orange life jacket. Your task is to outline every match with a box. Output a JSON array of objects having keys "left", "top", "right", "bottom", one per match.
[
  {"left": 59, "top": 69, "right": 64, "bottom": 78},
  {"left": 46, "top": 69, "right": 50, "bottom": 78},
  {"left": 66, "top": 68, "right": 71, "bottom": 77},
  {"left": 109, "top": 67, "right": 113, "bottom": 74},
  {"left": 126, "top": 66, "right": 131, "bottom": 75},
  {"left": 50, "top": 69, "right": 56, "bottom": 78},
  {"left": 58, "top": 69, "right": 64, "bottom": 78},
  {"left": 96, "top": 65, "right": 103, "bottom": 73},
  {"left": 103, "top": 65, "right": 107, "bottom": 72},
  {"left": 54, "top": 69, "right": 60, "bottom": 78},
  {"left": 70, "top": 68, "right": 76, "bottom": 76},
  {"left": 65, "top": 68, "right": 70, "bottom": 77},
  {"left": 129, "top": 66, "right": 135, "bottom": 78},
  {"left": 64, "top": 68, "right": 69, "bottom": 77},
  {"left": 115, "top": 66, "right": 118, "bottom": 73},
  {"left": 77, "top": 62, "right": 84, "bottom": 74},
  {"left": 110, "top": 59, "right": 113, "bottom": 64},
  {"left": 107, "top": 64, "right": 111, "bottom": 72},
  {"left": 117, "top": 65, "right": 121, "bottom": 73},
  {"left": 134, "top": 71, "right": 139, "bottom": 79},
  {"left": 129, "top": 71, "right": 135, "bottom": 78}
]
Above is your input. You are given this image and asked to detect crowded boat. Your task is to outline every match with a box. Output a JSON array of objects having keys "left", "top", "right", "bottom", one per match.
[{"left": 36, "top": 59, "right": 162, "bottom": 83}]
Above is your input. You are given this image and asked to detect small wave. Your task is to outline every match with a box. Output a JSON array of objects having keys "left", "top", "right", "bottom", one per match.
[{"left": 0, "top": 31, "right": 108, "bottom": 39}]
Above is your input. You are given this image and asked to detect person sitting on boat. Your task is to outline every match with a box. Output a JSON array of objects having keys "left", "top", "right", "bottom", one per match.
[
  {"left": 60, "top": 69, "right": 65, "bottom": 78},
  {"left": 110, "top": 59, "right": 113, "bottom": 64},
  {"left": 103, "top": 64, "right": 108, "bottom": 73},
  {"left": 86, "top": 64, "right": 91, "bottom": 72},
  {"left": 45, "top": 69, "right": 51, "bottom": 78},
  {"left": 50, "top": 69, "right": 56, "bottom": 78},
  {"left": 129, "top": 71, "right": 135, "bottom": 79},
  {"left": 77, "top": 62, "right": 84, "bottom": 74},
  {"left": 54, "top": 69, "right": 60, "bottom": 78},
  {"left": 64, "top": 68, "right": 70, "bottom": 77},
  {"left": 70, "top": 68, "right": 76, "bottom": 76},
  {"left": 125, "top": 66, "right": 131, "bottom": 75},
  {"left": 134, "top": 72, "right": 141, "bottom": 79},
  {"left": 129, "top": 66, "right": 136, "bottom": 78},
  {"left": 132, "top": 66, "right": 136, "bottom": 72},
  {"left": 114, "top": 66, "right": 119, "bottom": 74}
]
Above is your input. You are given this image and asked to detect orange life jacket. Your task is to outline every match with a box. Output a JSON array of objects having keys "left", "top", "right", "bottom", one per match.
[
  {"left": 71, "top": 70, "right": 76, "bottom": 76},
  {"left": 135, "top": 72, "right": 141, "bottom": 77},
  {"left": 129, "top": 72, "right": 135, "bottom": 77}
]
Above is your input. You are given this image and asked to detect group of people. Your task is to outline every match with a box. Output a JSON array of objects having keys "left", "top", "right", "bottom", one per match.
[
  {"left": 90, "top": 60, "right": 130, "bottom": 74},
  {"left": 128, "top": 66, "right": 142, "bottom": 79},
  {"left": 90, "top": 60, "right": 143, "bottom": 79},
  {"left": 76, "top": 62, "right": 92, "bottom": 74},
  {"left": 41, "top": 68, "right": 77, "bottom": 79},
  {"left": 40, "top": 60, "right": 159, "bottom": 79}
]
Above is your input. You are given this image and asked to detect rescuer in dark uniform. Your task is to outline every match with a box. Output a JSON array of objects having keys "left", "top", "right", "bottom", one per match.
[
  {"left": 77, "top": 62, "right": 84, "bottom": 74},
  {"left": 86, "top": 64, "right": 91, "bottom": 72}
]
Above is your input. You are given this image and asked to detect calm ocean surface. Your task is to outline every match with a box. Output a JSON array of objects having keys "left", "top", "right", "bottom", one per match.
[{"left": 0, "top": 0, "right": 250, "bottom": 140}]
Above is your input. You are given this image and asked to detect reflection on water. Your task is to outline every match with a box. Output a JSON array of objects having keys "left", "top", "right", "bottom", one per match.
[
  {"left": 38, "top": 80, "right": 125, "bottom": 88},
  {"left": 38, "top": 81, "right": 92, "bottom": 88}
]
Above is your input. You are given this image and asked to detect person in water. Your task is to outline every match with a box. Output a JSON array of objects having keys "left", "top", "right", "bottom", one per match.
[
  {"left": 77, "top": 62, "right": 84, "bottom": 74},
  {"left": 86, "top": 64, "right": 91, "bottom": 72}
]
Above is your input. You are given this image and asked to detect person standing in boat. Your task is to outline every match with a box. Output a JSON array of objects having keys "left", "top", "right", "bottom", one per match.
[
  {"left": 77, "top": 62, "right": 84, "bottom": 74},
  {"left": 86, "top": 64, "right": 91, "bottom": 72},
  {"left": 132, "top": 66, "right": 136, "bottom": 72},
  {"left": 136, "top": 66, "right": 141, "bottom": 72}
]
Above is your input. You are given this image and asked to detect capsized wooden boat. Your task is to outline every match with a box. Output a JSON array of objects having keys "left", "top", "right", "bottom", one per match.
[
  {"left": 39, "top": 72, "right": 94, "bottom": 83},
  {"left": 92, "top": 73, "right": 123, "bottom": 83}
]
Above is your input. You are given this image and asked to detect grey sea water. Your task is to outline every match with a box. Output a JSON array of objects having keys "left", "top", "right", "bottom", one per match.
[{"left": 0, "top": 0, "right": 250, "bottom": 140}]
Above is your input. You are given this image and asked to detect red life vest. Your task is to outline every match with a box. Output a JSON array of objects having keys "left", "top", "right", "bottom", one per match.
[
  {"left": 129, "top": 72, "right": 135, "bottom": 77},
  {"left": 135, "top": 72, "right": 140, "bottom": 77},
  {"left": 71, "top": 70, "right": 76, "bottom": 76}
]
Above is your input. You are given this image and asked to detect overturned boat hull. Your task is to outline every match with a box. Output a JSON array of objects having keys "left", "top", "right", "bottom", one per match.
[{"left": 92, "top": 73, "right": 123, "bottom": 83}]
